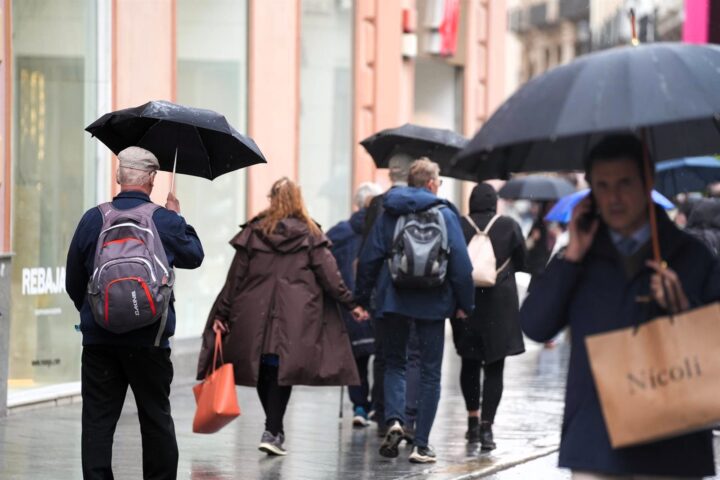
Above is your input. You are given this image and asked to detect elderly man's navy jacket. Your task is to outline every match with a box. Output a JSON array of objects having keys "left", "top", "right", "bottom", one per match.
[{"left": 66, "top": 191, "right": 204, "bottom": 348}]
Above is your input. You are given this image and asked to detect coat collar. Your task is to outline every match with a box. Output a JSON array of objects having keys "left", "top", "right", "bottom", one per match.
[{"left": 589, "top": 209, "right": 690, "bottom": 264}]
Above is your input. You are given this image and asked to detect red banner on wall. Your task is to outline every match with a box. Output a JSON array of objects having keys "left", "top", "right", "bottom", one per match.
[{"left": 439, "top": 0, "right": 460, "bottom": 56}]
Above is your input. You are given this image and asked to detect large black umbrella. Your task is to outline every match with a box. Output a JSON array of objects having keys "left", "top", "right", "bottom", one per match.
[
  {"left": 455, "top": 42, "right": 720, "bottom": 262},
  {"left": 499, "top": 175, "right": 575, "bottom": 202},
  {"left": 454, "top": 43, "right": 720, "bottom": 181},
  {"left": 360, "top": 123, "right": 468, "bottom": 175},
  {"left": 86, "top": 100, "right": 266, "bottom": 180}
]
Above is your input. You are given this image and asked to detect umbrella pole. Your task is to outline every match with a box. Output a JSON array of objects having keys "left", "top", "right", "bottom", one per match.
[
  {"left": 641, "top": 129, "right": 661, "bottom": 263},
  {"left": 169, "top": 147, "right": 178, "bottom": 194}
]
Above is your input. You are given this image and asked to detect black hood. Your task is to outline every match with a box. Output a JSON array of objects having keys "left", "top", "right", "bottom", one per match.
[{"left": 469, "top": 183, "right": 498, "bottom": 214}]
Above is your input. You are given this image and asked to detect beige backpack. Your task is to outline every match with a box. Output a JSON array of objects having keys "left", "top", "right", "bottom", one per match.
[{"left": 465, "top": 215, "right": 510, "bottom": 287}]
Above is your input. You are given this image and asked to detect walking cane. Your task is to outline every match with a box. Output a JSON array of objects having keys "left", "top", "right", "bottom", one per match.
[{"left": 339, "top": 386, "right": 344, "bottom": 419}]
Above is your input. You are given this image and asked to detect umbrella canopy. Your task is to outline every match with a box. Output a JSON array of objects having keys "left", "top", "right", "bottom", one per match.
[
  {"left": 655, "top": 156, "right": 720, "bottom": 198},
  {"left": 546, "top": 189, "right": 675, "bottom": 224},
  {"left": 498, "top": 175, "right": 575, "bottom": 202},
  {"left": 455, "top": 42, "right": 720, "bottom": 181},
  {"left": 86, "top": 100, "right": 266, "bottom": 180},
  {"left": 360, "top": 123, "right": 468, "bottom": 174}
]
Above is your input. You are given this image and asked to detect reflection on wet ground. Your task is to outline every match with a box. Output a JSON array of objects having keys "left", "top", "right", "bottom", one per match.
[{"left": 1, "top": 331, "right": 571, "bottom": 479}]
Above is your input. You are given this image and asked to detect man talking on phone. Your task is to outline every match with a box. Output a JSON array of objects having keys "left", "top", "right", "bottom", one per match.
[{"left": 520, "top": 134, "right": 720, "bottom": 479}]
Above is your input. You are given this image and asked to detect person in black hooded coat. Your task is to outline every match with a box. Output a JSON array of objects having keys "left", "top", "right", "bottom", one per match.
[{"left": 450, "top": 183, "right": 527, "bottom": 450}]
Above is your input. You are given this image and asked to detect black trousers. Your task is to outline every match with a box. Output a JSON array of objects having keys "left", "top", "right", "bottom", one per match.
[
  {"left": 81, "top": 346, "right": 177, "bottom": 480},
  {"left": 256, "top": 363, "right": 292, "bottom": 435},
  {"left": 349, "top": 354, "right": 372, "bottom": 411},
  {"left": 459, "top": 357, "right": 506, "bottom": 423}
]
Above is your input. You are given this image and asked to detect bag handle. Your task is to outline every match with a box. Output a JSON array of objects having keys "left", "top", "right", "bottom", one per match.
[
  {"left": 465, "top": 214, "right": 501, "bottom": 235},
  {"left": 210, "top": 330, "right": 225, "bottom": 376}
]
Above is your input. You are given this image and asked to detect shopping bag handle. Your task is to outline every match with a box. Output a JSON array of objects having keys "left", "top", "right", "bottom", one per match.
[{"left": 205, "top": 330, "right": 225, "bottom": 378}]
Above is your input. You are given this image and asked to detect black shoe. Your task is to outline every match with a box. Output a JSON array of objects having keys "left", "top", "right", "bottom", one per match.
[
  {"left": 479, "top": 422, "right": 496, "bottom": 451},
  {"left": 379, "top": 421, "right": 404, "bottom": 458},
  {"left": 466, "top": 424, "right": 481, "bottom": 443},
  {"left": 409, "top": 445, "right": 436, "bottom": 464}
]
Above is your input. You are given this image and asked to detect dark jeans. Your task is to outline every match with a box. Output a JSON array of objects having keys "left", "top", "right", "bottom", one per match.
[
  {"left": 81, "top": 346, "right": 177, "bottom": 480},
  {"left": 349, "top": 354, "right": 372, "bottom": 412},
  {"left": 256, "top": 363, "right": 292, "bottom": 435},
  {"left": 376, "top": 315, "right": 445, "bottom": 448},
  {"left": 372, "top": 320, "right": 421, "bottom": 426},
  {"left": 460, "top": 357, "right": 506, "bottom": 423}
]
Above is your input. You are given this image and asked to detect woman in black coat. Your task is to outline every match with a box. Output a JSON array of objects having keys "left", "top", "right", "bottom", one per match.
[{"left": 450, "top": 183, "right": 527, "bottom": 450}]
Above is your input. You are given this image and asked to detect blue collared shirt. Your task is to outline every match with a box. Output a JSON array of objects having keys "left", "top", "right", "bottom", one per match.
[{"left": 609, "top": 223, "right": 651, "bottom": 257}]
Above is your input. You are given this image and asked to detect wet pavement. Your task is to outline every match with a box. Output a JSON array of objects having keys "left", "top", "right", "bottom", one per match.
[{"left": 1, "top": 331, "right": 569, "bottom": 479}]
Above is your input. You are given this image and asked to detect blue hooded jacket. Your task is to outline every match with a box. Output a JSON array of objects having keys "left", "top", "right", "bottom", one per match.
[
  {"left": 327, "top": 209, "right": 375, "bottom": 357},
  {"left": 355, "top": 187, "right": 474, "bottom": 320}
]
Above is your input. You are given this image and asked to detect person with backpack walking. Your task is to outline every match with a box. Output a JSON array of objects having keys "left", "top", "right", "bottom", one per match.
[
  {"left": 450, "top": 183, "right": 527, "bottom": 451},
  {"left": 356, "top": 158, "right": 474, "bottom": 464},
  {"left": 65, "top": 146, "right": 205, "bottom": 480},
  {"left": 361, "top": 152, "right": 422, "bottom": 441},
  {"left": 199, "top": 177, "right": 368, "bottom": 457},
  {"left": 326, "top": 182, "right": 383, "bottom": 426}
]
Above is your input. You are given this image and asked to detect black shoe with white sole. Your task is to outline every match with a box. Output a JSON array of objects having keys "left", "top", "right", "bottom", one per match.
[
  {"left": 409, "top": 445, "right": 436, "bottom": 463},
  {"left": 379, "top": 421, "right": 404, "bottom": 458},
  {"left": 258, "top": 430, "right": 287, "bottom": 456}
]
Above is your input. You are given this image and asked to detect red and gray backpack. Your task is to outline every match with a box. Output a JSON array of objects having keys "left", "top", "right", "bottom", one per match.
[{"left": 87, "top": 202, "right": 174, "bottom": 344}]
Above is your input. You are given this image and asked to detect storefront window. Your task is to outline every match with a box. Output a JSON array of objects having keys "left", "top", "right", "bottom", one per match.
[
  {"left": 9, "top": 0, "right": 105, "bottom": 393},
  {"left": 299, "top": 0, "right": 353, "bottom": 230},
  {"left": 173, "top": 0, "right": 248, "bottom": 339}
]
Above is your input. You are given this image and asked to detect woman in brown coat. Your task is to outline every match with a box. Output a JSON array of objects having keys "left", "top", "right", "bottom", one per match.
[{"left": 197, "top": 177, "right": 368, "bottom": 456}]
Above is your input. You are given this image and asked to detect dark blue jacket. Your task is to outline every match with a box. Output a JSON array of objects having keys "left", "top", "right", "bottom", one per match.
[
  {"left": 521, "top": 212, "right": 720, "bottom": 477},
  {"left": 66, "top": 191, "right": 204, "bottom": 348},
  {"left": 355, "top": 187, "right": 474, "bottom": 320},
  {"left": 327, "top": 209, "right": 375, "bottom": 357}
]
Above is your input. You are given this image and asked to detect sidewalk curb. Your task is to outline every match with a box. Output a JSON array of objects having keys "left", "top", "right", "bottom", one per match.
[{"left": 447, "top": 447, "right": 560, "bottom": 480}]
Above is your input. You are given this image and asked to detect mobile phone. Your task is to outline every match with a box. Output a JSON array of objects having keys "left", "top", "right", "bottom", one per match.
[{"left": 577, "top": 193, "right": 598, "bottom": 232}]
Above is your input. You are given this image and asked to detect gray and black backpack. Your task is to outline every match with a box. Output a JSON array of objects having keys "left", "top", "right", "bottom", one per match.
[
  {"left": 87, "top": 202, "right": 174, "bottom": 344},
  {"left": 388, "top": 206, "right": 449, "bottom": 289}
]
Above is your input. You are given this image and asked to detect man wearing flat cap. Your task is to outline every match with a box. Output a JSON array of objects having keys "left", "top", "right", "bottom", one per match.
[{"left": 66, "top": 146, "right": 204, "bottom": 479}]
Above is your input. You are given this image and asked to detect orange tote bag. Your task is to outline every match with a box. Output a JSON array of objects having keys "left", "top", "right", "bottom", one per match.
[{"left": 192, "top": 331, "right": 241, "bottom": 434}]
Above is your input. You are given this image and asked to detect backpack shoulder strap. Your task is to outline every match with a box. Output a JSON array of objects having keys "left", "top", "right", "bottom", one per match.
[
  {"left": 132, "top": 201, "right": 162, "bottom": 218},
  {"left": 482, "top": 214, "right": 501, "bottom": 234},
  {"left": 464, "top": 215, "right": 481, "bottom": 234}
]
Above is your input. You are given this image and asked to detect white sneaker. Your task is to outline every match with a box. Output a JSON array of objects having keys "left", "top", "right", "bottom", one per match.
[{"left": 409, "top": 445, "right": 437, "bottom": 464}]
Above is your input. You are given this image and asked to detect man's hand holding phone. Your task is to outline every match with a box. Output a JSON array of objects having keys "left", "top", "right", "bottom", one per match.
[{"left": 565, "top": 196, "right": 600, "bottom": 263}]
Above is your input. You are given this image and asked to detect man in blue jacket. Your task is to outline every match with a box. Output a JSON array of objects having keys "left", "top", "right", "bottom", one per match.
[
  {"left": 66, "top": 146, "right": 204, "bottom": 480},
  {"left": 356, "top": 158, "right": 474, "bottom": 464},
  {"left": 521, "top": 134, "right": 720, "bottom": 479}
]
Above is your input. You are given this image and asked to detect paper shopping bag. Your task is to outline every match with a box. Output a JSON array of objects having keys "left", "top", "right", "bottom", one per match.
[
  {"left": 586, "top": 302, "right": 720, "bottom": 448},
  {"left": 192, "top": 331, "right": 241, "bottom": 434}
]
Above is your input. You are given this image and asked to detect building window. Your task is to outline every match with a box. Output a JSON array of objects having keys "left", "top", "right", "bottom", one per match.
[
  {"left": 9, "top": 0, "right": 107, "bottom": 393},
  {"left": 299, "top": 0, "right": 353, "bottom": 230},
  {"left": 173, "top": 0, "right": 248, "bottom": 339}
]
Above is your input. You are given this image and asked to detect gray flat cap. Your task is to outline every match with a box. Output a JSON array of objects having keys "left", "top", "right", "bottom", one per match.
[{"left": 117, "top": 146, "right": 160, "bottom": 171}]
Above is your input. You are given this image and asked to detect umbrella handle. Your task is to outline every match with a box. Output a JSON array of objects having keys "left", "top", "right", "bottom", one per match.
[
  {"left": 641, "top": 129, "right": 661, "bottom": 263},
  {"left": 169, "top": 147, "right": 178, "bottom": 194}
]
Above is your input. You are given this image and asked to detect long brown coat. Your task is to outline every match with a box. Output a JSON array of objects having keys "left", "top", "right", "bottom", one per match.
[{"left": 196, "top": 217, "right": 360, "bottom": 387}]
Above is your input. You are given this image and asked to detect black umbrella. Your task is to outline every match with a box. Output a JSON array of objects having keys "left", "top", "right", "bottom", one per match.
[
  {"left": 360, "top": 123, "right": 468, "bottom": 176},
  {"left": 455, "top": 42, "right": 720, "bottom": 262},
  {"left": 86, "top": 100, "right": 266, "bottom": 181},
  {"left": 454, "top": 42, "right": 720, "bottom": 181},
  {"left": 498, "top": 175, "right": 575, "bottom": 202}
]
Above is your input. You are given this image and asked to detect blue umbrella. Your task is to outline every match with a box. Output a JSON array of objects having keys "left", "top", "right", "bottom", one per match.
[
  {"left": 655, "top": 157, "right": 720, "bottom": 198},
  {"left": 545, "top": 189, "right": 675, "bottom": 224}
]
